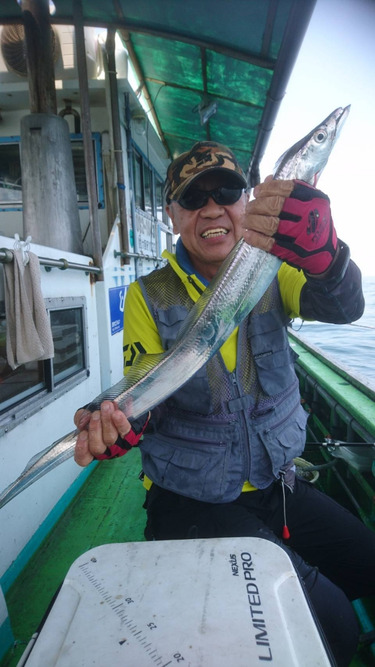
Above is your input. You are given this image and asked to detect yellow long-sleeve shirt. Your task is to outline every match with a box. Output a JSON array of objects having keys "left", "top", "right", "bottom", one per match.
[{"left": 123, "top": 251, "right": 306, "bottom": 371}]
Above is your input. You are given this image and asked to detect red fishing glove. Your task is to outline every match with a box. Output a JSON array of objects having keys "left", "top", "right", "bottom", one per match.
[
  {"left": 271, "top": 180, "right": 338, "bottom": 274},
  {"left": 95, "top": 412, "right": 150, "bottom": 460}
]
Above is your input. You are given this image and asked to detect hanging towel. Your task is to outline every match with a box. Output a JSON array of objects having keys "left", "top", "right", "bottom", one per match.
[{"left": 3, "top": 250, "right": 54, "bottom": 369}]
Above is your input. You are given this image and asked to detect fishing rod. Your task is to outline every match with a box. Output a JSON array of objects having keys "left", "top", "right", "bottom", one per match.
[
  {"left": 306, "top": 438, "right": 375, "bottom": 447},
  {"left": 347, "top": 322, "right": 375, "bottom": 331},
  {"left": 291, "top": 320, "right": 375, "bottom": 332},
  {"left": 302, "top": 438, "right": 375, "bottom": 471}
]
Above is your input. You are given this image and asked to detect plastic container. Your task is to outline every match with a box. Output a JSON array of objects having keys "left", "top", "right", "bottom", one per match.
[{"left": 294, "top": 457, "right": 320, "bottom": 483}]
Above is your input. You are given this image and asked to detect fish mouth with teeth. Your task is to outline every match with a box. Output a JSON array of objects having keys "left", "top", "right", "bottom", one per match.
[{"left": 201, "top": 228, "right": 229, "bottom": 239}]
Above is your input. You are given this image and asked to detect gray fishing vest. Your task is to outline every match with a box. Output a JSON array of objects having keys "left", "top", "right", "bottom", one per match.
[{"left": 138, "top": 263, "right": 308, "bottom": 502}]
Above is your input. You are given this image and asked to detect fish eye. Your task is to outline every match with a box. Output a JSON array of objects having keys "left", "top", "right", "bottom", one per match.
[{"left": 314, "top": 130, "right": 327, "bottom": 143}]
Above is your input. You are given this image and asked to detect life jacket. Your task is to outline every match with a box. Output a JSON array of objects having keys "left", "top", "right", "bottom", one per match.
[{"left": 138, "top": 263, "right": 308, "bottom": 503}]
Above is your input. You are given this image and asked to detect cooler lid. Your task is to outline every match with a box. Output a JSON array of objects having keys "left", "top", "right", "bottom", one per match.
[{"left": 25, "top": 537, "right": 331, "bottom": 666}]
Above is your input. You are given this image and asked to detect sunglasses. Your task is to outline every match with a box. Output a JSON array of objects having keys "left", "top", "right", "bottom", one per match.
[{"left": 177, "top": 186, "right": 244, "bottom": 210}]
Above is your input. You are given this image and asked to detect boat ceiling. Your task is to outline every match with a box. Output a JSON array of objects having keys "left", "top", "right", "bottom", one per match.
[{"left": 0, "top": 0, "right": 316, "bottom": 182}]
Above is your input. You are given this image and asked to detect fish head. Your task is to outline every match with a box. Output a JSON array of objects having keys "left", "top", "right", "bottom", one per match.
[
  {"left": 273, "top": 105, "right": 350, "bottom": 185},
  {"left": 306, "top": 105, "right": 350, "bottom": 185}
]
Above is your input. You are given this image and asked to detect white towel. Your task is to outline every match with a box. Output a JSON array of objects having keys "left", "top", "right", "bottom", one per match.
[{"left": 3, "top": 250, "right": 54, "bottom": 369}]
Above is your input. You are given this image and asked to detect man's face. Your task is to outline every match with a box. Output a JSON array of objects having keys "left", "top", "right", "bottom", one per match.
[{"left": 166, "top": 172, "right": 247, "bottom": 281}]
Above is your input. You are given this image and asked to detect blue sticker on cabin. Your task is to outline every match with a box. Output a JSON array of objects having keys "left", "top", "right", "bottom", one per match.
[{"left": 109, "top": 286, "right": 126, "bottom": 335}]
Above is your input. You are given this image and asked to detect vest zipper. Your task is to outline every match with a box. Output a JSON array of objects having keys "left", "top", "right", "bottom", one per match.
[
  {"left": 230, "top": 373, "right": 251, "bottom": 486},
  {"left": 187, "top": 275, "right": 204, "bottom": 295}
]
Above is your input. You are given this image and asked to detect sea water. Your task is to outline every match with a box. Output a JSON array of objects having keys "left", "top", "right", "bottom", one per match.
[{"left": 290, "top": 275, "right": 375, "bottom": 390}]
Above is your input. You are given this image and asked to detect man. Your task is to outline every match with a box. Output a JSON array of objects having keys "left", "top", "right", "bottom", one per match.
[{"left": 75, "top": 142, "right": 374, "bottom": 665}]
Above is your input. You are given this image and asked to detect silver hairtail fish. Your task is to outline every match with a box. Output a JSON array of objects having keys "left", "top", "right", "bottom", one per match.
[{"left": 0, "top": 106, "right": 350, "bottom": 509}]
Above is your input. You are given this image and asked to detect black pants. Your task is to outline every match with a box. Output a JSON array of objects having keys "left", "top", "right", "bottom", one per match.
[{"left": 144, "top": 478, "right": 375, "bottom": 666}]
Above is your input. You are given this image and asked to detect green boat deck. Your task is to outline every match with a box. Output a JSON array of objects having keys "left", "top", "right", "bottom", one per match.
[
  {"left": 2, "top": 442, "right": 375, "bottom": 666},
  {"left": 2, "top": 451, "right": 146, "bottom": 666}
]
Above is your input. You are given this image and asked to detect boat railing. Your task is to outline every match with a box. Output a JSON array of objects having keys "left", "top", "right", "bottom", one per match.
[{"left": 0, "top": 247, "right": 102, "bottom": 275}]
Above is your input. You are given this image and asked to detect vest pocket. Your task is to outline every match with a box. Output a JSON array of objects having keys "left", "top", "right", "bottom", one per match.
[
  {"left": 253, "top": 347, "right": 296, "bottom": 395},
  {"left": 257, "top": 403, "right": 308, "bottom": 477},
  {"left": 248, "top": 311, "right": 296, "bottom": 396},
  {"left": 140, "top": 422, "right": 240, "bottom": 503}
]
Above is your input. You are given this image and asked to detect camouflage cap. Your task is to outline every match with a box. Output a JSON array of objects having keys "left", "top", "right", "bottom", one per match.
[{"left": 164, "top": 141, "right": 247, "bottom": 203}]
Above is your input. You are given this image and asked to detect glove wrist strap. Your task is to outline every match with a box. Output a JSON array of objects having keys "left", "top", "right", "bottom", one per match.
[
  {"left": 95, "top": 412, "right": 150, "bottom": 460},
  {"left": 304, "top": 240, "right": 350, "bottom": 290}
]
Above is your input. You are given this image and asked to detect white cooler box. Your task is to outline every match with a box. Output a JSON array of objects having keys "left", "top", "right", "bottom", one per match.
[{"left": 24, "top": 537, "right": 331, "bottom": 666}]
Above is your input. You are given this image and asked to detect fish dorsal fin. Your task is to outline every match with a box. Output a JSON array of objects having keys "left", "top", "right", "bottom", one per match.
[{"left": 22, "top": 444, "right": 56, "bottom": 472}]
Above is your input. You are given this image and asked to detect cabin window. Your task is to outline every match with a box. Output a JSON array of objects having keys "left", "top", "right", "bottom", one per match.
[
  {"left": 70, "top": 140, "right": 89, "bottom": 204},
  {"left": 143, "top": 164, "right": 153, "bottom": 215},
  {"left": 131, "top": 146, "right": 165, "bottom": 221},
  {"left": 131, "top": 145, "right": 172, "bottom": 255},
  {"left": 49, "top": 304, "right": 86, "bottom": 385},
  {"left": 0, "top": 295, "right": 88, "bottom": 431},
  {"left": 133, "top": 151, "right": 144, "bottom": 209},
  {"left": 155, "top": 178, "right": 164, "bottom": 222},
  {"left": 0, "top": 134, "right": 104, "bottom": 210},
  {"left": 0, "top": 140, "right": 22, "bottom": 206}
]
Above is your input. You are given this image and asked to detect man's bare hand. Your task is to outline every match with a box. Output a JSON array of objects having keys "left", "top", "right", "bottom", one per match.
[{"left": 74, "top": 401, "right": 131, "bottom": 467}]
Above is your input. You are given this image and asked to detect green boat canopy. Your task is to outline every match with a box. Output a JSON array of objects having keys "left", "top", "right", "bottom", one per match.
[{"left": 0, "top": 0, "right": 316, "bottom": 182}]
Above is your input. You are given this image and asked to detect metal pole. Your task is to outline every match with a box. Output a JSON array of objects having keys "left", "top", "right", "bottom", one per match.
[
  {"left": 0, "top": 248, "right": 101, "bottom": 275},
  {"left": 124, "top": 93, "right": 140, "bottom": 278},
  {"left": 105, "top": 29, "right": 130, "bottom": 263},
  {"left": 73, "top": 0, "right": 103, "bottom": 278}
]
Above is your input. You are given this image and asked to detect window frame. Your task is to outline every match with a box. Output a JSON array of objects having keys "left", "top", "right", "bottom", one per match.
[
  {"left": 0, "top": 133, "right": 104, "bottom": 211},
  {"left": 0, "top": 295, "right": 89, "bottom": 437}
]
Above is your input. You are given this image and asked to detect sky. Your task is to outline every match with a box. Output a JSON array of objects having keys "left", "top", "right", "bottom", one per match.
[{"left": 260, "top": 0, "right": 375, "bottom": 277}]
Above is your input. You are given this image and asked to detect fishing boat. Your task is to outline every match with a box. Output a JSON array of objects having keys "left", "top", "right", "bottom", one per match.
[{"left": 0, "top": 1, "right": 374, "bottom": 665}]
